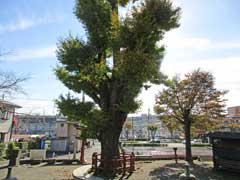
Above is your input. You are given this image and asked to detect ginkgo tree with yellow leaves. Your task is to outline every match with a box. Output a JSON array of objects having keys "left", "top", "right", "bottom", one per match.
[{"left": 55, "top": 0, "right": 180, "bottom": 176}]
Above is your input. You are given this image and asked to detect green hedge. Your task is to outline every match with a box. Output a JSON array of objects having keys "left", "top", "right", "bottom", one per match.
[
  {"left": 123, "top": 143, "right": 168, "bottom": 147},
  {"left": 0, "top": 142, "right": 5, "bottom": 158},
  {"left": 6, "top": 142, "right": 19, "bottom": 159},
  {"left": 18, "top": 142, "right": 28, "bottom": 153},
  {"left": 191, "top": 143, "right": 211, "bottom": 147}
]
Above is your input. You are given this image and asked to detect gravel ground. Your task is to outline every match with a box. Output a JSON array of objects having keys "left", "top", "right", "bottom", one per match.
[
  {"left": 1, "top": 160, "right": 239, "bottom": 180},
  {"left": 125, "top": 160, "right": 240, "bottom": 180},
  {"left": 0, "top": 164, "right": 78, "bottom": 180}
]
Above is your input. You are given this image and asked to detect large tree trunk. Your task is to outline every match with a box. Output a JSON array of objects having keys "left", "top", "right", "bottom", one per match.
[
  {"left": 184, "top": 121, "right": 192, "bottom": 163},
  {"left": 98, "top": 111, "right": 127, "bottom": 177}
]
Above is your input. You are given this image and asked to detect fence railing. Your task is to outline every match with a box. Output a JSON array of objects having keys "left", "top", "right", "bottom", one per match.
[{"left": 92, "top": 152, "right": 135, "bottom": 175}]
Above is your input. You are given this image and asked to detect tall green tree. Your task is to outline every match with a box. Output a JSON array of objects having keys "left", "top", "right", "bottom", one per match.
[
  {"left": 55, "top": 0, "right": 180, "bottom": 176},
  {"left": 154, "top": 69, "right": 227, "bottom": 162}
]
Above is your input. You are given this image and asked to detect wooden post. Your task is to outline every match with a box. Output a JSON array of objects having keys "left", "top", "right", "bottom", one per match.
[
  {"left": 130, "top": 152, "right": 135, "bottom": 172},
  {"left": 80, "top": 139, "right": 86, "bottom": 164},
  {"left": 122, "top": 153, "right": 126, "bottom": 175},
  {"left": 212, "top": 138, "right": 217, "bottom": 169},
  {"left": 92, "top": 152, "right": 97, "bottom": 171},
  {"left": 173, "top": 147, "right": 178, "bottom": 164}
]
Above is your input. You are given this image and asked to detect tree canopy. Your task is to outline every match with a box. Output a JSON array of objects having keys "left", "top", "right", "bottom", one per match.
[
  {"left": 147, "top": 124, "right": 158, "bottom": 140},
  {"left": 55, "top": 0, "right": 180, "bottom": 176},
  {"left": 155, "top": 69, "right": 227, "bottom": 162}
]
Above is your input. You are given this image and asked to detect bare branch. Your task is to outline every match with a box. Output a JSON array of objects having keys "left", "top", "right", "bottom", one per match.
[{"left": 0, "top": 71, "right": 29, "bottom": 95}]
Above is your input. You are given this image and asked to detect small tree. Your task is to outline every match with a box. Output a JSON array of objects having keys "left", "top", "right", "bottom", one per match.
[
  {"left": 154, "top": 69, "right": 227, "bottom": 162},
  {"left": 147, "top": 124, "right": 158, "bottom": 140},
  {"left": 123, "top": 120, "right": 132, "bottom": 140},
  {"left": 161, "top": 116, "right": 180, "bottom": 138}
]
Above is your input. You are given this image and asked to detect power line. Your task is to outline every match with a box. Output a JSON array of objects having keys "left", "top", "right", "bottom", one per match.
[{"left": 4, "top": 95, "right": 55, "bottom": 102}]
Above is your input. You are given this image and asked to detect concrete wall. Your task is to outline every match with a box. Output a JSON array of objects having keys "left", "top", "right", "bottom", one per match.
[
  {"left": 50, "top": 139, "right": 68, "bottom": 152},
  {"left": 56, "top": 122, "right": 68, "bottom": 137},
  {"left": 53, "top": 122, "right": 82, "bottom": 152}
]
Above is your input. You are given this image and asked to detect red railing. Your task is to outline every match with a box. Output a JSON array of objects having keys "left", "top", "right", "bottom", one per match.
[{"left": 92, "top": 152, "right": 135, "bottom": 175}]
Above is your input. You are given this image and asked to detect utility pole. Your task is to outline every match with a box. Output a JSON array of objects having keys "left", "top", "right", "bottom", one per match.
[
  {"left": 131, "top": 117, "right": 134, "bottom": 152},
  {"left": 147, "top": 108, "right": 150, "bottom": 141},
  {"left": 80, "top": 91, "right": 86, "bottom": 164}
]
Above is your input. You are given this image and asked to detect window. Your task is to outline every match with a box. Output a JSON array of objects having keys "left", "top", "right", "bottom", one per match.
[{"left": 61, "top": 123, "right": 64, "bottom": 127}]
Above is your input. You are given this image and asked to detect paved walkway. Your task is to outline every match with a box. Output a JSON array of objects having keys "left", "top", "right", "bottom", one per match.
[
  {"left": 124, "top": 146, "right": 212, "bottom": 157},
  {"left": 72, "top": 165, "right": 104, "bottom": 180},
  {"left": 54, "top": 141, "right": 101, "bottom": 162}
]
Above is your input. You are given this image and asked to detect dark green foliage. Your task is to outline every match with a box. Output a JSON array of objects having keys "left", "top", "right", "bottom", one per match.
[
  {"left": 56, "top": 94, "right": 106, "bottom": 139},
  {"left": 56, "top": 0, "right": 180, "bottom": 138},
  {"left": 0, "top": 142, "right": 5, "bottom": 158},
  {"left": 55, "top": 0, "right": 180, "bottom": 175},
  {"left": 17, "top": 141, "right": 28, "bottom": 153},
  {"left": 28, "top": 138, "right": 41, "bottom": 150},
  {"left": 191, "top": 143, "right": 211, "bottom": 147},
  {"left": 6, "top": 142, "right": 19, "bottom": 159}
]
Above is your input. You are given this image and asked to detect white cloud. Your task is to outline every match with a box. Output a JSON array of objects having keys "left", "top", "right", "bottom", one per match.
[
  {"left": 162, "top": 56, "right": 240, "bottom": 106},
  {"left": 133, "top": 56, "right": 240, "bottom": 115},
  {"left": 160, "top": 32, "right": 240, "bottom": 51},
  {"left": 15, "top": 100, "right": 56, "bottom": 115},
  {"left": 0, "top": 45, "right": 56, "bottom": 61},
  {"left": 0, "top": 15, "right": 64, "bottom": 34}
]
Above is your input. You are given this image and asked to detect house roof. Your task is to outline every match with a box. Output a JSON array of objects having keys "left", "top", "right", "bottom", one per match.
[
  {"left": 0, "top": 100, "right": 21, "bottom": 109},
  {"left": 0, "top": 119, "right": 12, "bottom": 133}
]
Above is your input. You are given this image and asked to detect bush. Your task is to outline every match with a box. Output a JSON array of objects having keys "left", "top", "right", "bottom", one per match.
[
  {"left": 28, "top": 137, "right": 41, "bottom": 150},
  {"left": 18, "top": 142, "right": 28, "bottom": 153},
  {"left": 191, "top": 143, "right": 211, "bottom": 147},
  {"left": 6, "top": 142, "right": 19, "bottom": 159},
  {"left": 123, "top": 143, "right": 168, "bottom": 147},
  {"left": 0, "top": 142, "right": 5, "bottom": 158}
]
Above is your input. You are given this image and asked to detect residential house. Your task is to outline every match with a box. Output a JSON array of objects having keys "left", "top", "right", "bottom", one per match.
[
  {"left": 13, "top": 115, "right": 57, "bottom": 136},
  {"left": 50, "top": 118, "right": 82, "bottom": 152},
  {"left": 221, "top": 106, "right": 240, "bottom": 132},
  {"left": 0, "top": 100, "right": 21, "bottom": 143}
]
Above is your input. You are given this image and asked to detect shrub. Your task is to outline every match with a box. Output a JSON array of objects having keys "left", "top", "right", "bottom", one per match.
[
  {"left": 0, "top": 142, "right": 5, "bottom": 157},
  {"left": 6, "top": 142, "right": 19, "bottom": 159},
  {"left": 123, "top": 143, "right": 168, "bottom": 147},
  {"left": 18, "top": 142, "right": 28, "bottom": 153},
  {"left": 28, "top": 137, "right": 41, "bottom": 150},
  {"left": 191, "top": 143, "right": 211, "bottom": 147}
]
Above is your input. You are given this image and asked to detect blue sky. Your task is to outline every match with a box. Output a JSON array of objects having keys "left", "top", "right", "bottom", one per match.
[{"left": 0, "top": 0, "right": 240, "bottom": 115}]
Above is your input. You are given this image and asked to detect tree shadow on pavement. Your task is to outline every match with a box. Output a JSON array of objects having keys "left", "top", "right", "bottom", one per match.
[{"left": 149, "top": 162, "right": 240, "bottom": 180}]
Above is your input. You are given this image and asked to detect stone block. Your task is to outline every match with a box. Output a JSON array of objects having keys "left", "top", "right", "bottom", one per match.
[{"left": 30, "top": 149, "right": 46, "bottom": 160}]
